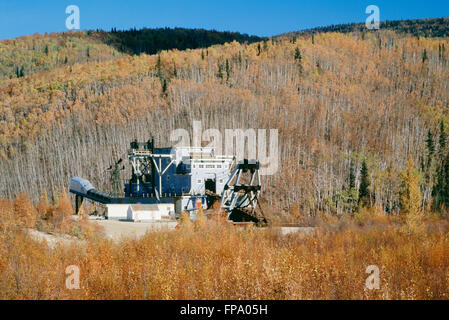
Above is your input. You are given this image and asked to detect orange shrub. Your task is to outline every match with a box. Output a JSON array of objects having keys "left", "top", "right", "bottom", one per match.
[
  {"left": 0, "top": 208, "right": 448, "bottom": 300},
  {"left": 13, "top": 192, "right": 37, "bottom": 228}
]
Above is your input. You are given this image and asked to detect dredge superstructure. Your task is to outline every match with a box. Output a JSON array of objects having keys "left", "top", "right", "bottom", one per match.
[{"left": 70, "top": 139, "right": 268, "bottom": 225}]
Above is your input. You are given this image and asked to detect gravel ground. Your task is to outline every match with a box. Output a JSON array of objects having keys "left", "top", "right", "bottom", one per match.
[
  {"left": 92, "top": 219, "right": 179, "bottom": 241},
  {"left": 26, "top": 228, "right": 85, "bottom": 249},
  {"left": 26, "top": 218, "right": 314, "bottom": 247}
]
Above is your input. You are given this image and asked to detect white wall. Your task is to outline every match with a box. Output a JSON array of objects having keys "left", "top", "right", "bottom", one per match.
[
  {"left": 157, "top": 204, "right": 175, "bottom": 218},
  {"left": 133, "top": 210, "right": 161, "bottom": 222},
  {"left": 106, "top": 204, "right": 130, "bottom": 220},
  {"left": 106, "top": 203, "right": 175, "bottom": 222}
]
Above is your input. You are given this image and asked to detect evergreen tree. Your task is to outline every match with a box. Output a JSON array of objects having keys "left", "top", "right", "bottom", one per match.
[
  {"left": 173, "top": 62, "right": 177, "bottom": 78},
  {"left": 225, "top": 59, "right": 231, "bottom": 82},
  {"left": 433, "top": 150, "right": 449, "bottom": 211},
  {"left": 349, "top": 165, "right": 356, "bottom": 190},
  {"left": 359, "top": 159, "right": 370, "bottom": 207},
  {"left": 426, "top": 129, "right": 435, "bottom": 167},
  {"left": 443, "top": 152, "right": 449, "bottom": 209},
  {"left": 420, "top": 155, "right": 425, "bottom": 173},
  {"left": 429, "top": 122, "right": 447, "bottom": 206},
  {"left": 294, "top": 47, "right": 302, "bottom": 61},
  {"left": 422, "top": 48, "right": 428, "bottom": 63},
  {"left": 156, "top": 54, "right": 162, "bottom": 78},
  {"left": 162, "top": 78, "right": 167, "bottom": 94},
  {"left": 347, "top": 164, "right": 358, "bottom": 211},
  {"left": 442, "top": 43, "right": 446, "bottom": 62},
  {"left": 295, "top": 47, "right": 303, "bottom": 74},
  {"left": 15, "top": 66, "right": 25, "bottom": 78},
  {"left": 217, "top": 62, "right": 223, "bottom": 81}
]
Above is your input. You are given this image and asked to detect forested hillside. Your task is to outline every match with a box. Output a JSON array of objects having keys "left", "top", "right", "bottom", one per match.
[
  {"left": 281, "top": 17, "right": 449, "bottom": 39},
  {"left": 1, "top": 25, "right": 449, "bottom": 219},
  {"left": 0, "top": 31, "right": 124, "bottom": 80},
  {"left": 0, "top": 28, "right": 261, "bottom": 80}
]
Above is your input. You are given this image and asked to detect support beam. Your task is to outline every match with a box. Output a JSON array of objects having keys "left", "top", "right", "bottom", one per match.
[{"left": 75, "top": 194, "right": 84, "bottom": 215}]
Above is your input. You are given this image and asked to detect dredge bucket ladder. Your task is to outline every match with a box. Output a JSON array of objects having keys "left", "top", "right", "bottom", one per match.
[{"left": 221, "top": 159, "right": 269, "bottom": 226}]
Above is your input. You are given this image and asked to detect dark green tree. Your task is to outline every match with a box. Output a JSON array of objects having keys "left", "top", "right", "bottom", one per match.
[
  {"left": 217, "top": 62, "right": 223, "bottom": 81},
  {"left": 156, "top": 54, "right": 163, "bottom": 78},
  {"left": 162, "top": 78, "right": 167, "bottom": 93},
  {"left": 422, "top": 48, "right": 428, "bottom": 63},
  {"left": 349, "top": 165, "right": 356, "bottom": 190},
  {"left": 294, "top": 47, "right": 302, "bottom": 61},
  {"left": 359, "top": 159, "right": 370, "bottom": 207},
  {"left": 15, "top": 66, "right": 24, "bottom": 78},
  {"left": 333, "top": 164, "right": 358, "bottom": 213},
  {"left": 225, "top": 59, "right": 231, "bottom": 82},
  {"left": 426, "top": 129, "right": 435, "bottom": 168},
  {"left": 433, "top": 151, "right": 449, "bottom": 211}
]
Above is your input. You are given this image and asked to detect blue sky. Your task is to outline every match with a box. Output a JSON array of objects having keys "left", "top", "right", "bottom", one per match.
[{"left": 0, "top": 0, "right": 448, "bottom": 40}]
